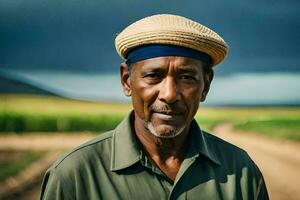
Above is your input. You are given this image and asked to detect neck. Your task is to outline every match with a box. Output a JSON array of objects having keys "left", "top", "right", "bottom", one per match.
[
  {"left": 134, "top": 116, "right": 191, "bottom": 181},
  {"left": 134, "top": 116, "right": 189, "bottom": 164}
]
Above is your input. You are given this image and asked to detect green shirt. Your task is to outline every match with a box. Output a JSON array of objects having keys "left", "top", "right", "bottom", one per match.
[{"left": 40, "top": 112, "right": 269, "bottom": 200}]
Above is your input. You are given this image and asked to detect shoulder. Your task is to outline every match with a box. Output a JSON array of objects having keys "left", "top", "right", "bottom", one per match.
[
  {"left": 201, "top": 130, "right": 269, "bottom": 199},
  {"left": 202, "top": 130, "right": 258, "bottom": 170},
  {"left": 203, "top": 130, "right": 247, "bottom": 154},
  {"left": 50, "top": 130, "right": 114, "bottom": 172},
  {"left": 41, "top": 130, "right": 116, "bottom": 199}
]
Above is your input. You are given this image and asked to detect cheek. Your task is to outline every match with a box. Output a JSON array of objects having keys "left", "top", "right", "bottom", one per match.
[
  {"left": 182, "top": 83, "right": 203, "bottom": 99},
  {"left": 181, "top": 85, "right": 203, "bottom": 114},
  {"left": 131, "top": 81, "right": 159, "bottom": 120}
]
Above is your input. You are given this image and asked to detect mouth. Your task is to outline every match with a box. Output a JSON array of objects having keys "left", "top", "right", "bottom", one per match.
[{"left": 152, "top": 111, "right": 183, "bottom": 121}]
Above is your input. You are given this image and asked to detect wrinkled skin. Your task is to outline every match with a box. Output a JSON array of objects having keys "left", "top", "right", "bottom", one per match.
[{"left": 121, "top": 56, "right": 213, "bottom": 138}]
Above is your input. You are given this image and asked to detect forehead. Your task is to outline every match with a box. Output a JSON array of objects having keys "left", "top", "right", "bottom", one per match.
[{"left": 132, "top": 56, "right": 206, "bottom": 72}]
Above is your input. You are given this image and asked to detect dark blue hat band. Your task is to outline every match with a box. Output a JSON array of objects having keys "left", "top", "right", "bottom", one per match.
[{"left": 125, "top": 44, "right": 212, "bottom": 65}]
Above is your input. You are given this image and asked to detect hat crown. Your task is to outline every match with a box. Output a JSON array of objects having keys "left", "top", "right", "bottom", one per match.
[
  {"left": 115, "top": 14, "right": 228, "bottom": 67},
  {"left": 121, "top": 14, "right": 222, "bottom": 40}
]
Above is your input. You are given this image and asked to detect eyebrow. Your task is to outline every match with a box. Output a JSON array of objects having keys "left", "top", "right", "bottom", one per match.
[
  {"left": 177, "top": 65, "right": 201, "bottom": 74},
  {"left": 139, "top": 61, "right": 202, "bottom": 74},
  {"left": 178, "top": 68, "right": 198, "bottom": 73},
  {"left": 141, "top": 66, "right": 199, "bottom": 74}
]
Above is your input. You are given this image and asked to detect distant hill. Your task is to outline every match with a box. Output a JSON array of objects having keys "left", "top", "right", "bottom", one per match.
[{"left": 0, "top": 72, "right": 58, "bottom": 96}]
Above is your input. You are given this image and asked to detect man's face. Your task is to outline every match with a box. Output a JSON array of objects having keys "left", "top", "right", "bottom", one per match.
[{"left": 121, "top": 56, "right": 213, "bottom": 138}]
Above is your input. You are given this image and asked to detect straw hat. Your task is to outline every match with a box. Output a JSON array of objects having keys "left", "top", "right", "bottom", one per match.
[{"left": 115, "top": 14, "right": 229, "bottom": 67}]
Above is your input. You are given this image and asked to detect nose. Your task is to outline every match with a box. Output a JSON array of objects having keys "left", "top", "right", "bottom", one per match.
[{"left": 158, "top": 77, "right": 179, "bottom": 103}]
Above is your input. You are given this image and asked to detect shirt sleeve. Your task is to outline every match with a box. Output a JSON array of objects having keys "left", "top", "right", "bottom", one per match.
[
  {"left": 255, "top": 169, "right": 269, "bottom": 200},
  {"left": 40, "top": 168, "right": 74, "bottom": 200},
  {"left": 248, "top": 157, "right": 269, "bottom": 200}
]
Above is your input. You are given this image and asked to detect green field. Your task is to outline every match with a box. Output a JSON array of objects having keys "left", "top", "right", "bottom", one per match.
[
  {"left": 0, "top": 95, "right": 130, "bottom": 133},
  {"left": 1, "top": 95, "right": 300, "bottom": 140},
  {"left": 0, "top": 150, "right": 45, "bottom": 181},
  {"left": 196, "top": 107, "right": 300, "bottom": 140}
]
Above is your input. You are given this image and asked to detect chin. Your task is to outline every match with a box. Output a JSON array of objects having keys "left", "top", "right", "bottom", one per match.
[{"left": 147, "top": 123, "right": 186, "bottom": 138}]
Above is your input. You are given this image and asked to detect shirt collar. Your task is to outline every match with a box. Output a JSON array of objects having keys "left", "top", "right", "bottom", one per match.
[
  {"left": 187, "top": 120, "right": 221, "bottom": 165},
  {"left": 110, "top": 111, "right": 140, "bottom": 171},
  {"left": 110, "top": 111, "right": 220, "bottom": 171}
]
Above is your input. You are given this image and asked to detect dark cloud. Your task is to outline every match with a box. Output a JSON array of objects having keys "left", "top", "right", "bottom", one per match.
[{"left": 0, "top": 0, "right": 299, "bottom": 73}]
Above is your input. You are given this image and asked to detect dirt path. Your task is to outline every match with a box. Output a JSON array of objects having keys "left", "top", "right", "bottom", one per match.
[
  {"left": 1, "top": 129, "right": 300, "bottom": 200},
  {"left": 0, "top": 133, "right": 94, "bottom": 200},
  {"left": 0, "top": 133, "right": 94, "bottom": 151},
  {"left": 0, "top": 151, "right": 61, "bottom": 200},
  {"left": 213, "top": 124, "right": 300, "bottom": 200}
]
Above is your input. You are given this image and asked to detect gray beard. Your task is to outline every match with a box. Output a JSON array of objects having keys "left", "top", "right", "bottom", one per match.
[{"left": 147, "top": 122, "right": 186, "bottom": 138}]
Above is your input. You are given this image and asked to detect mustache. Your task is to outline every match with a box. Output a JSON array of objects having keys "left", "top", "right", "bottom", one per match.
[{"left": 150, "top": 104, "right": 185, "bottom": 114}]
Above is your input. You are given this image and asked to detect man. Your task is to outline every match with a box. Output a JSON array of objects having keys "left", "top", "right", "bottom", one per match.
[{"left": 40, "top": 14, "right": 269, "bottom": 199}]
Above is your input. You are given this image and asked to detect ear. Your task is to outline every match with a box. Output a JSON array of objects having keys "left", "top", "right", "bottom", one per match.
[
  {"left": 200, "top": 69, "right": 214, "bottom": 102},
  {"left": 120, "top": 63, "right": 132, "bottom": 96}
]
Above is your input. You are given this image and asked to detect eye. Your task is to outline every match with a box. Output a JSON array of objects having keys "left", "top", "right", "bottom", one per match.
[
  {"left": 144, "top": 73, "right": 161, "bottom": 79},
  {"left": 180, "top": 74, "right": 196, "bottom": 81},
  {"left": 142, "top": 72, "right": 163, "bottom": 84}
]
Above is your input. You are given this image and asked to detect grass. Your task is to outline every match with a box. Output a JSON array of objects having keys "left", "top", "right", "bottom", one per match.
[
  {"left": 0, "top": 95, "right": 131, "bottom": 115},
  {"left": 234, "top": 117, "right": 300, "bottom": 140},
  {"left": 0, "top": 151, "right": 45, "bottom": 181},
  {"left": 0, "top": 112, "right": 125, "bottom": 133},
  {"left": 1, "top": 95, "right": 300, "bottom": 140},
  {"left": 0, "top": 95, "right": 130, "bottom": 133},
  {"left": 195, "top": 107, "right": 300, "bottom": 140}
]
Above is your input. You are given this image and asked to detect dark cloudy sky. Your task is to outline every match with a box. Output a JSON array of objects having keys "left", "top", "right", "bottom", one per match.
[{"left": 0, "top": 0, "right": 299, "bottom": 74}]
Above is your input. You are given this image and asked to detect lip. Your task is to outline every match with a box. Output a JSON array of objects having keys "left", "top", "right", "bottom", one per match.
[
  {"left": 153, "top": 112, "right": 182, "bottom": 120},
  {"left": 153, "top": 109, "right": 183, "bottom": 115}
]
